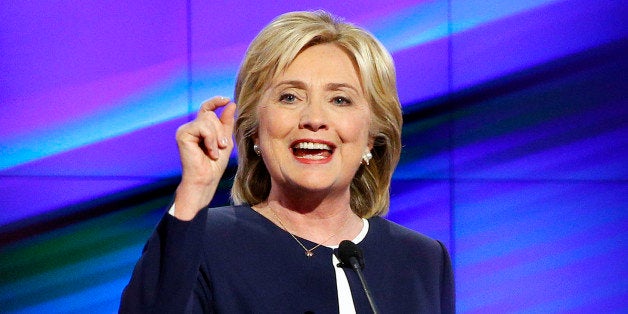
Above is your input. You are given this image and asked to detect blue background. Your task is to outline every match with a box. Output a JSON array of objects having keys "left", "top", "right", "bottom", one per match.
[{"left": 1, "top": 0, "right": 626, "bottom": 312}]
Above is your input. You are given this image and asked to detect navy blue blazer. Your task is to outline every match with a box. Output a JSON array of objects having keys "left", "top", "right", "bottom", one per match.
[{"left": 120, "top": 205, "right": 455, "bottom": 313}]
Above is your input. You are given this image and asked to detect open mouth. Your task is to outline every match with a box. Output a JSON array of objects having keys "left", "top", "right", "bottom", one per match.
[{"left": 291, "top": 141, "right": 334, "bottom": 160}]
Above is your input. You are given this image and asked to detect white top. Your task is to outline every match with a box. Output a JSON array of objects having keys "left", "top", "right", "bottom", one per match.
[{"left": 329, "top": 218, "right": 369, "bottom": 314}]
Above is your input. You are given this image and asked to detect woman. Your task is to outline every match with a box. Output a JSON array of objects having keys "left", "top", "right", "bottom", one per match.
[{"left": 121, "top": 10, "right": 454, "bottom": 313}]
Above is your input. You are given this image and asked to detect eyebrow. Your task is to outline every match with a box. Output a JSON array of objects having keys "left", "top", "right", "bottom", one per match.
[
  {"left": 325, "top": 82, "right": 360, "bottom": 94},
  {"left": 274, "top": 80, "right": 307, "bottom": 89},
  {"left": 274, "top": 80, "right": 360, "bottom": 94}
]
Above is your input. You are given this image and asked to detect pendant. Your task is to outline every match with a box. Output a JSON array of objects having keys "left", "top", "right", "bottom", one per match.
[{"left": 305, "top": 250, "right": 314, "bottom": 257}]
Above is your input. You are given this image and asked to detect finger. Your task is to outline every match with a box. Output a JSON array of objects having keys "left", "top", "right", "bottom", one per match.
[
  {"left": 199, "top": 96, "right": 231, "bottom": 115},
  {"left": 178, "top": 115, "right": 221, "bottom": 161},
  {"left": 196, "top": 96, "right": 231, "bottom": 156},
  {"left": 176, "top": 120, "right": 209, "bottom": 152},
  {"left": 195, "top": 120, "right": 221, "bottom": 160}
]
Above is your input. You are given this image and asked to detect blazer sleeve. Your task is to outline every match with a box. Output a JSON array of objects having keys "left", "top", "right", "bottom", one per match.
[
  {"left": 119, "top": 207, "right": 209, "bottom": 313},
  {"left": 437, "top": 240, "right": 455, "bottom": 314}
]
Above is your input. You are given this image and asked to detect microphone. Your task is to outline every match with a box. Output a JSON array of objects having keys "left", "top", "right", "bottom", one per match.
[{"left": 337, "top": 240, "right": 379, "bottom": 314}]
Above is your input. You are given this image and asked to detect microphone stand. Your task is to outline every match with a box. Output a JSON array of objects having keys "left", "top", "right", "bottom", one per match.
[
  {"left": 348, "top": 256, "right": 379, "bottom": 314},
  {"left": 338, "top": 240, "right": 379, "bottom": 314}
]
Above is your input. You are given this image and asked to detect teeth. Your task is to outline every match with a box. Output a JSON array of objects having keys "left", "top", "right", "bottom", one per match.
[
  {"left": 294, "top": 142, "right": 331, "bottom": 150},
  {"left": 297, "top": 154, "right": 326, "bottom": 160}
]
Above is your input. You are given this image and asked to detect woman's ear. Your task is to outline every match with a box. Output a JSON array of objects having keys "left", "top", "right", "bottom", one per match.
[{"left": 368, "top": 135, "right": 375, "bottom": 150}]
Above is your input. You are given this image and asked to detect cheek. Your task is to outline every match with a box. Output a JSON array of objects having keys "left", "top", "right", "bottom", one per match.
[
  {"left": 339, "top": 114, "right": 372, "bottom": 144},
  {"left": 257, "top": 111, "right": 294, "bottom": 143}
]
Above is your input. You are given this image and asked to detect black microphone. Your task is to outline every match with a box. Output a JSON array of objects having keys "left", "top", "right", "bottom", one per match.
[{"left": 337, "top": 240, "right": 379, "bottom": 314}]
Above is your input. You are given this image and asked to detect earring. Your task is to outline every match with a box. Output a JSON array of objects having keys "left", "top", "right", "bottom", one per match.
[
  {"left": 253, "top": 144, "right": 261, "bottom": 156},
  {"left": 362, "top": 150, "right": 373, "bottom": 165}
]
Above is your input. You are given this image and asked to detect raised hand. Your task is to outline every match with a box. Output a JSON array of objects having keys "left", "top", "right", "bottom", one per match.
[{"left": 173, "top": 96, "right": 237, "bottom": 220}]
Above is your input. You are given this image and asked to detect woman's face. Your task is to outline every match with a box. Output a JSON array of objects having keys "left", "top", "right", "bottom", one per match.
[{"left": 255, "top": 43, "right": 372, "bottom": 198}]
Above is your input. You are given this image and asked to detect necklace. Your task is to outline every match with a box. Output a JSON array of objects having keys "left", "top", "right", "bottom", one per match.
[{"left": 267, "top": 203, "right": 350, "bottom": 257}]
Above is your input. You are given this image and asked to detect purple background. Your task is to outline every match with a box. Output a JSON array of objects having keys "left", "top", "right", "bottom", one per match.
[{"left": 1, "top": 0, "right": 626, "bottom": 312}]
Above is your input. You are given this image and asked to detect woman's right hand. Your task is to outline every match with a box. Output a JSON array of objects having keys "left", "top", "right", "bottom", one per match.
[{"left": 173, "top": 96, "right": 237, "bottom": 220}]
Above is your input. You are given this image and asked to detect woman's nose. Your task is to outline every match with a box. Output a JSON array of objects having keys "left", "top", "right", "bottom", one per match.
[{"left": 298, "top": 101, "right": 329, "bottom": 131}]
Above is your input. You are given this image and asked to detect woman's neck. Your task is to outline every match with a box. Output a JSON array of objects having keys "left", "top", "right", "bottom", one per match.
[{"left": 256, "top": 189, "right": 363, "bottom": 246}]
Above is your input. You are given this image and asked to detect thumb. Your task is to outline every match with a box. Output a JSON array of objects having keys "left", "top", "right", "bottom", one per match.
[{"left": 220, "top": 102, "right": 237, "bottom": 137}]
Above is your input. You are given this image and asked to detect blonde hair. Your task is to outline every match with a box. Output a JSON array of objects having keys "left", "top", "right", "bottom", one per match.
[{"left": 231, "top": 10, "right": 402, "bottom": 218}]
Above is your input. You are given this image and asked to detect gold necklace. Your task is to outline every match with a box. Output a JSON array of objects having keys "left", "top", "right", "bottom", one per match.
[{"left": 267, "top": 203, "right": 350, "bottom": 257}]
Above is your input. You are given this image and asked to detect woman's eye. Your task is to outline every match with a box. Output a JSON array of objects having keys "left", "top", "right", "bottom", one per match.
[
  {"left": 279, "top": 93, "right": 297, "bottom": 103},
  {"left": 332, "top": 96, "right": 351, "bottom": 105}
]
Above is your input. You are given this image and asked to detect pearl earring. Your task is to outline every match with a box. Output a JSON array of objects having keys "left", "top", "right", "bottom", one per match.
[
  {"left": 362, "top": 151, "right": 373, "bottom": 165},
  {"left": 253, "top": 144, "right": 261, "bottom": 156}
]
